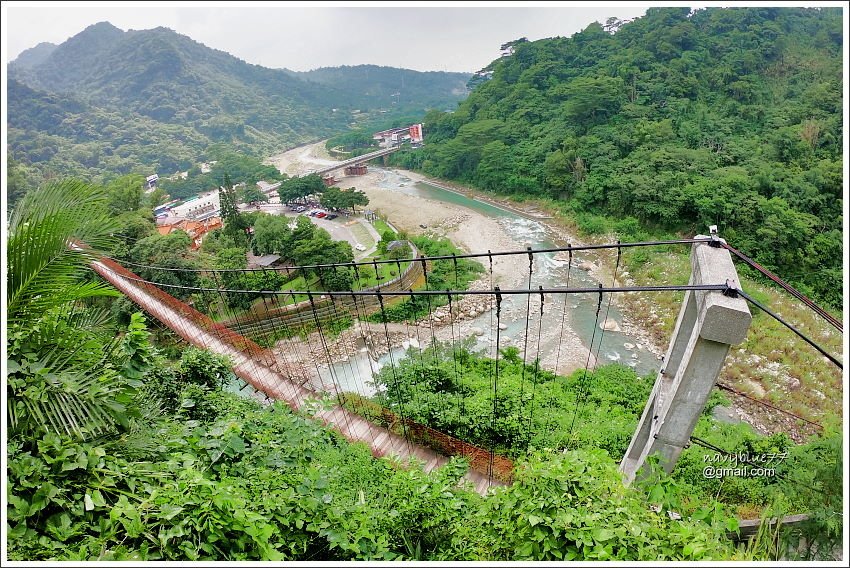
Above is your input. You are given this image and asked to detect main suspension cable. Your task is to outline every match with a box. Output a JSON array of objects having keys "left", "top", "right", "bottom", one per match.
[
  {"left": 721, "top": 242, "right": 841, "bottom": 332},
  {"left": 103, "top": 238, "right": 710, "bottom": 275}
]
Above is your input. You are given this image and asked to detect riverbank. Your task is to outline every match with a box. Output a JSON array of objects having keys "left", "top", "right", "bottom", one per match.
[
  {"left": 266, "top": 141, "right": 600, "bottom": 378},
  {"left": 367, "top": 157, "right": 842, "bottom": 442}
]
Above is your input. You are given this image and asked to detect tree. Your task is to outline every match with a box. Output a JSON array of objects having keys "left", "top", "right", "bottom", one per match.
[
  {"left": 277, "top": 174, "right": 326, "bottom": 204},
  {"left": 387, "top": 240, "right": 412, "bottom": 260},
  {"left": 345, "top": 187, "right": 369, "bottom": 213},
  {"left": 252, "top": 213, "right": 292, "bottom": 256},
  {"left": 105, "top": 174, "right": 146, "bottom": 215},
  {"left": 7, "top": 179, "right": 138, "bottom": 439},
  {"left": 147, "top": 186, "right": 169, "bottom": 208},
  {"left": 112, "top": 210, "right": 156, "bottom": 259},
  {"left": 6, "top": 154, "right": 32, "bottom": 208},
  {"left": 320, "top": 186, "right": 369, "bottom": 213},
  {"left": 219, "top": 172, "right": 249, "bottom": 240},
  {"left": 292, "top": 227, "right": 353, "bottom": 268},
  {"left": 129, "top": 231, "right": 200, "bottom": 299},
  {"left": 242, "top": 185, "right": 269, "bottom": 206}
]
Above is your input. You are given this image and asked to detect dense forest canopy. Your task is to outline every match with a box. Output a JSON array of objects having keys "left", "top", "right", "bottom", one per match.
[
  {"left": 6, "top": 22, "right": 469, "bottom": 197},
  {"left": 390, "top": 7, "right": 843, "bottom": 306}
]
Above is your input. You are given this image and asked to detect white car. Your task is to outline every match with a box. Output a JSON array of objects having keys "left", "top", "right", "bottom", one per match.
[{"left": 354, "top": 243, "right": 367, "bottom": 251}]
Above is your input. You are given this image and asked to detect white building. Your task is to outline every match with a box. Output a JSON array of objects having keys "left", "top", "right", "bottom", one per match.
[{"left": 170, "top": 189, "right": 221, "bottom": 220}]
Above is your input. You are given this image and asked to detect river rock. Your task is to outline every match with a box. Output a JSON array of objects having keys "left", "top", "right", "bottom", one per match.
[
  {"left": 787, "top": 377, "right": 801, "bottom": 390},
  {"left": 623, "top": 342, "right": 635, "bottom": 350},
  {"left": 471, "top": 327, "right": 484, "bottom": 336},
  {"left": 579, "top": 261, "right": 596, "bottom": 272},
  {"left": 711, "top": 405, "right": 741, "bottom": 425},
  {"left": 498, "top": 323, "right": 508, "bottom": 330},
  {"left": 600, "top": 318, "right": 621, "bottom": 332}
]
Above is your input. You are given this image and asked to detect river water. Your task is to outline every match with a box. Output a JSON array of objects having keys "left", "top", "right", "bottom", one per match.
[{"left": 315, "top": 168, "right": 662, "bottom": 397}]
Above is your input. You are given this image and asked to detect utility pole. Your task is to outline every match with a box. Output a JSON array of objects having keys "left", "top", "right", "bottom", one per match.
[{"left": 620, "top": 228, "right": 752, "bottom": 485}]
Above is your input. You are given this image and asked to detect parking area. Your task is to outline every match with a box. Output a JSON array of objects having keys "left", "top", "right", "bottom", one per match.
[{"left": 279, "top": 204, "right": 379, "bottom": 259}]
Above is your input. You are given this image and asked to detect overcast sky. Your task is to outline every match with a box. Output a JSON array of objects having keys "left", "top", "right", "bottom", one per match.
[{"left": 2, "top": 2, "right": 650, "bottom": 72}]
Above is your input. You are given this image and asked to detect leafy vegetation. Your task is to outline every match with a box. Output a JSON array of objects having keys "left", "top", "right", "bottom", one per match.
[
  {"left": 370, "top": 233, "right": 485, "bottom": 322},
  {"left": 360, "top": 341, "right": 843, "bottom": 527},
  {"left": 390, "top": 7, "right": 843, "bottom": 306},
  {"left": 6, "top": 175, "right": 840, "bottom": 560},
  {"left": 7, "top": 179, "right": 130, "bottom": 438}
]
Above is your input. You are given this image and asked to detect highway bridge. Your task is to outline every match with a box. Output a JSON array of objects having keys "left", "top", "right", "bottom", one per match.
[{"left": 309, "top": 145, "right": 401, "bottom": 177}]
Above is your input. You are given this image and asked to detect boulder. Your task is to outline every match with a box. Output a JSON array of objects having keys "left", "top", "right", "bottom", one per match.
[{"left": 600, "top": 318, "right": 621, "bottom": 332}]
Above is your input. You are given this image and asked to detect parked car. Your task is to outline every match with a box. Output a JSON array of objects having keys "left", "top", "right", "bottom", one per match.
[
  {"left": 355, "top": 243, "right": 367, "bottom": 251},
  {"left": 326, "top": 214, "right": 338, "bottom": 220},
  {"left": 315, "top": 212, "right": 327, "bottom": 218}
]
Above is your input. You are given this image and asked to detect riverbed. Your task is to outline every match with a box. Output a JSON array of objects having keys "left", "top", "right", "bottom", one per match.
[{"left": 265, "top": 142, "right": 664, "bottom": 396}]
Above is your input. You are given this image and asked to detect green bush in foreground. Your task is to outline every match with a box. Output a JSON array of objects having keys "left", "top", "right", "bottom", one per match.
[{"left": 7, "top": 387, "right": 737, "bottom": 561}]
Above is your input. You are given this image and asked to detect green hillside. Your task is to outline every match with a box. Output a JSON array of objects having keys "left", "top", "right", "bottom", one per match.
[
  {"left": 7, "top": 22, "right": 469, "bottom": 196},
  {"left": 390, "top": 7, "right": 843, "bottom": 306},
  {"left": 290, "top": 64, "right": 469, "bottom": 112}
]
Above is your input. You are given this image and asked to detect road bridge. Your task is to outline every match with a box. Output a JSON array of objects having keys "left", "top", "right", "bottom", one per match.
[{"left": 309, "top": 145, "right": 401, "bottom": 177}]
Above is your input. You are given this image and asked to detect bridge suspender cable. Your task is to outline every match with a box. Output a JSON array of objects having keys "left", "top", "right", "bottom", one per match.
[{"left": 97, "top": 257, "right": 843, "bottom": 372}]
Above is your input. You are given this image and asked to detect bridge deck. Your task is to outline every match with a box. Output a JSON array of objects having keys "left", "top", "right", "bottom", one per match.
[
  {"left": 92, "top": 260, "right": 498, "bottom": 495},
  {"left": 311, "top": 146, "right": 400, "bottom": 177}
]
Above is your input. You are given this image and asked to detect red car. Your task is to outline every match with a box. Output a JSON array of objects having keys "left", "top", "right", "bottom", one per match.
[{"left": 315, "top": 212, "right": 327, "bottom": 218}]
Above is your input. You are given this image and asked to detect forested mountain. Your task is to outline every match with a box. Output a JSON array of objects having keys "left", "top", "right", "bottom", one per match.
[
  {"left": 7, "top": 22, "right": 469, "bottom": 193},
  {"left": 289, "top": 65, "right": 469, "bottom": 112},
  {"left": 392, "top": 7, "right": 843, "bottom": 305},
  {"left": 8, "top": 41, "right": 57, "bottom": 69}
]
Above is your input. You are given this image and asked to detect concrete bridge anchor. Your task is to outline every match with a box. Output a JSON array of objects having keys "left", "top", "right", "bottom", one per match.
[{"left": 620, "top": 228, "right": 752, "bottom": 485}]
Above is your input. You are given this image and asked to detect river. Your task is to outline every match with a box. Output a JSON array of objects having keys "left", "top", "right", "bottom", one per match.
[{"left": 318, "top": 168, "right": 662, "bottom": 397}]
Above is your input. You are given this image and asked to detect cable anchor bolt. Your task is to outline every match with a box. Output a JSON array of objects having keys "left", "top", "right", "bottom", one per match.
[
  {"left": 722, "top": 278, "right": 740, "bottom": 298},
  {"left": 708, "top": 225, "right": 722, "bottom": 248}
]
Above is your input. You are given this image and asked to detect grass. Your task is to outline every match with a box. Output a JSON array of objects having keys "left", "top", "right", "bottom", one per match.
[
  {"left": 348, "top": 221, "right": 375, "bottom": 249},
  {"left": 352, "top": 259, "right": 412, "bottom": 289},
  {"left": 616, "top": 245, "right": 842, "bottom": 436},
  {"left": 372, "top": 218, "right": 395, "bottom": 237}
]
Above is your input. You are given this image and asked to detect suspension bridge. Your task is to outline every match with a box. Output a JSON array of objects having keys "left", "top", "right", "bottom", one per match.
[{"left": 92, "top": 233, "right": 842, "bottom": 498}]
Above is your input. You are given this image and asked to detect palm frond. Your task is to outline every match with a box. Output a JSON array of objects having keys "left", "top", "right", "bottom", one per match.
[
  {"left": 6, "top": 179, "right": 130, "bottom": 440},
  {"left": 7, "top": 179, "right": 119, "bottom": 323}
]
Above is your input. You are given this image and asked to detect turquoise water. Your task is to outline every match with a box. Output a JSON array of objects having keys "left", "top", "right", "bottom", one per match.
[
  {"left": 388, "top": 170, "right": 661, "bottom": 377},
  {"left": 318, "top": 170, "right": 662, "bottom": 395}
]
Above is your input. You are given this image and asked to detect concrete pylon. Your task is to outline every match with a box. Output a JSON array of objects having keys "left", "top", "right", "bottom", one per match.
[{"left": 620, "top": 233, "right": 751, "bottom": 485}]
